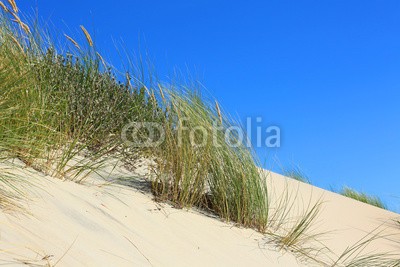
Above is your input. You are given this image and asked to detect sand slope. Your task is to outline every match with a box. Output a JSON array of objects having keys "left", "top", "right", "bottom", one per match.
[
  {"left": 0, "top": 159, "right": 398, "bottom": 266},
  {"left": 266, "top": 172, "right": 400, "bottom": 264}
]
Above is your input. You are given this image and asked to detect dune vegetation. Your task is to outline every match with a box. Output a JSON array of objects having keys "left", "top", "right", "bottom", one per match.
[
  {"left": 0, "top": 0, "right": 291, "bottom": 238},
  {"left": 0, "top": 1, "right": 399, "bottom": 266},
  {"left": 339, "top": 186, "right": 387, "bottom": 210},
  {"left": 284, "top": 166, "right": 311, "bottom": 184},
  {"left": 283, "top": 167, "right": 389, "bottom": 211},
  {"left": 283, "top": 167, "right": 387, "bottom": 210}
]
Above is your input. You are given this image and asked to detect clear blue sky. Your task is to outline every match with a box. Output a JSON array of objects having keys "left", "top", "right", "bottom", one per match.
[{"left": 18, "top": 0, "right": 400, "bottom": 211}]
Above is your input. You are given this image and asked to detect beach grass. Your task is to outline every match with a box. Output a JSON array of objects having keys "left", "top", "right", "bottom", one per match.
[
  {"left": 152, "top": 88, "right": 269, "bottom": 231},
  {"left": 331, "top": 228, "right": 400, "bottom": 267},
  {"left": 1, "top": 2, "right": 399, "bottom": 266},
  {"left": 0, "top": 0, "right": 317, "bottom": 240},
  {"left": 284, "top": 166, "right": 311, "bottom": 184},
  {"left": 0, "top": 1, "right": 271, "bottom": 233},
  {"left": 340, "top": 186, "right": 387, "bottom": 210},
  {"left": 0, "top": 4, "right": 161, "bottom": 182}
]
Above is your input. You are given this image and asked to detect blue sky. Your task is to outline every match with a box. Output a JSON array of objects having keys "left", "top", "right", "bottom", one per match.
[{"left": 18, "top": 0, "right": 400, "bottom": 211}]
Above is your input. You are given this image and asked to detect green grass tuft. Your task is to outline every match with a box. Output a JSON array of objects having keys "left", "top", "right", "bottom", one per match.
[
  {"left": 151, "top": 88, "right": 269, "bottom": 231},
  {"left": 340, "top": 187, "right": 387, "bottom": 210},
  {"left": 284, "top": 166, "right": 311, "bottom": 184},
  {"left": 0, "top": 5, "right": 161, "bottom": 183}
]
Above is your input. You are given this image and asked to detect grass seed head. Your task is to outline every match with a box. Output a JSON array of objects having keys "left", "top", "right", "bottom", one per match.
[
  {"left": 0, "top": 1, "right": 9, "bottom": 13},
  {"left": 96, "top": 52, "right": 106, "bottom": 67},
  {"left": 158, "top": 84, "right": 166, "bottom": 102},
  {"left": 7, "top": 0, "right": 17, "bottom": 13},
  {"left": 215, "top": 100, "right": 222, "bottom": 124},
  {"left": 80, "top": 25, "right": 93, "bottom": 47},
  {"left": 8, "top": 33, "right": 24, "bottom": 54},
  {"left": 64, "top": 34, "right": 80, "bottom": 50}
]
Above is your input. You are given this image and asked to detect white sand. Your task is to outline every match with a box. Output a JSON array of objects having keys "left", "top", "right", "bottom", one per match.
[{"left": 0, "top": 159, "right": 398, "bottom": 266}]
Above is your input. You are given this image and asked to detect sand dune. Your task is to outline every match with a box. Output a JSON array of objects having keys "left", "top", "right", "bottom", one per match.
[{"left": 0, "top": 158, "right": 398, "bottom": 266}]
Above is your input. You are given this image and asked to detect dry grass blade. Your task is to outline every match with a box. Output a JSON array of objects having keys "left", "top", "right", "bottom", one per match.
[
  {"left": 9, "top": 12, "right": 30, "bottom": 34},
  {"left": 150, "top": 91, "right": 156, "bottom": 103},
  {"left": 19, "top": 21, "right": 30, "bottom": 34},
  {"left": 7, "top": 33, "right": 24, "bottom": 54},
  {"left": 158, "top": 84, "right": 166, "bottom": 102},
  {"left": 80, "top": 25, "right": 93, "bottom": 47},
  {"left": 331, "top": 227, "right": 399, "bottom": 267},
  {"left": 125, "top": 72, "right": 131, "bottom": 87},
  {"left": 6, "top": 0, "right": 16, "bottom": 13},
  {"left": 96, "top": 52, "right": 106, "bottom": 67},
  {"left": 64, "top": 34, "right": 80, "bottom": 49},
  {"left": 9, "top": 11, "right": 20, "bottom": 23},
  {"left": 52, "top": 236, "right": 78, "bottom": 266},
  {"left": 0, "top": 1, "right": 9, "bottom": 13},
  {"left": 124, "top": 236, "right": 153, "bottom": 266},
  {"left": 215, "top": 100, "right": 222, "bottom": 124},
  {"left": 0, "top": 164, "right": 30, "bottom": 212}
]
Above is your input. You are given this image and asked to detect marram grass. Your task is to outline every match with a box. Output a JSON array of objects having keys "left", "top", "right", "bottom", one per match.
[
  {"left": 340, "top": 186, "right": 387, "bottom": 210},
  {"left": 152, "top": 88, "right": 269, "bottom": 231},
  {"left": 0, "top": 2, "right": 160, "bottom": 189},
  {"left": 0, "top": 2, "right": 399, "bottom": 266},
  {"left": 0, "top": 1, "right": 270, "bottom": 233},
  {"left": 284, "top": 166, "right": 311, "bottom": 184}
]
